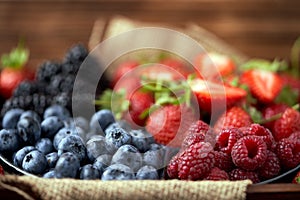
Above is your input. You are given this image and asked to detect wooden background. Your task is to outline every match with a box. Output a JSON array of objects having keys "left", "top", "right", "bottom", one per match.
[{"left": 0, "top": 0, "right": 300, "bottom": 68}]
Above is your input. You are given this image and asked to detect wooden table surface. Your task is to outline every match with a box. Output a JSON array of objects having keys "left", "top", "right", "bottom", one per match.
[{"left": 0, "top": 0, "right": 300, "bottom": 68}]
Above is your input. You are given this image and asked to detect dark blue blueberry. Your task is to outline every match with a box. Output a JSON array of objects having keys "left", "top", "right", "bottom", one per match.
[
  {"left": 41, "top": 116, "right": 64, "bottom": 138},
  {"left": 43, "top": 104, "right": 70, "bottom": 121},
  {"left": 0, "top": 129, "right": 21, "bottom": 154},
  {"left": 74, "top": 117, "right": 89, "bottom": 132},
  {"left": 62, "top": 117, "right": 76, "bottom": 129},
  {"left": 93, "top": 154, "right": 112, "bottom": 175},
  {"left": 55, "top": 152, "right": 80, "bottom": 178},
  {"left": 101, "top": 164, "right": 135, "bottom": 180},
  {"left": 72, "top": 127, "right": 86, "bottom": 142},
  {"left": 17, "top": 117, "right": 41, "bottom": 145},
  {"left": 136, "top": 165, "right": 159, "bottom": 180},
  {"left": 79, "top": 164, "right": 100, "bottom": 180},
  {"left": 20, "top": 110, "right": 41, "bottom": 123},
  {"left": 22, "top": 150, "right": 48, "bottom": 175},
  {"left": 2, "top": 108, "right": 24, "bottom": 129},
  {"left": 43, "top": 169, "right": 58, "bottom": 178},
  {"left": 143, "top": 150, "right": 164, "bottom": 170},
  {"left": 111, "top": 144, "right": 142, "bottom": 172},
  {"left": 90, "top": 109, "right": 115, "bottom": 134},
  {"left": 105, "top": 127, "right": 131, "bottom": 148},
  {"left": 129, "top": 129, "right": 154, "bottom": 153},
  {"left": 35, "top": 138, "right": 54, "bottom": 155},
  {"left": 86, "top": 136, "right": 116, "bottom": 162},
  {"left": 104, "top": 122, "right": 120, "bottom": 135},
  {"left": 149, "top": 143, "right": 166, "bottom": 158},
  {"left": 13, "top": 146, "right": 36, "bottom": 168},
  {"left": 53, "top": 128, "right": 73, "bottom": 150},
  {"left": 46, "top": 152, "right": 59, "bottom": 168},
  {"left": 57, "top": 135, "right": 87, "bottom": 162}
]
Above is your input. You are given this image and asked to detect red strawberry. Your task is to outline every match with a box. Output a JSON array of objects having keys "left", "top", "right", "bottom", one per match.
[
  {"left": 113, "top": 76, "right": 141, "bottom": 98},
  {"left": 240, "top": 69, "right": 283, "bottom": 104},
  {"left": 190, "top": 78, "right": 247, "bottom": 113},
  {"left": 273, "top": 108, "right": 300, "bottom": 141},
  {"left": 112, "top": 60, "right": 139, "bottom": 87},
  {"left": 123, "top": 90, "right": 154, "bottom": 127},
  {"left": 0, "top": 42, "right": 34, "bottom": 98},
  {"left": 280, "top": 74, "right": 300, "bottom": 97},
  {"left": 145, "top": 104, "right": 196, "bottom": 147},
  {"left": 160, "top": 58, "right": 193, "bottom": 78},
  {"left": 292, "top": 171, "right": 300, "bottom": 184},
  {"left": 194, "top": 52, "right": 236, "bottom": 79},
  {"left": 214, "top": 106, "right": 252, "bottom": 133},
  {"left": 0, "top": 164, "right": 4, "bottom": 175},
  {"left": 177, "top": 142, "right": 215, "bottom": 180},
  {"left": 262, "top": 103, "right": 289, "bottom": 131}
]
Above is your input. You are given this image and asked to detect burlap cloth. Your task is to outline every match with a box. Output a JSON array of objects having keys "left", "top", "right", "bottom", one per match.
[{"left": 0, "top": 175, "right": 252, "bottom": 200}]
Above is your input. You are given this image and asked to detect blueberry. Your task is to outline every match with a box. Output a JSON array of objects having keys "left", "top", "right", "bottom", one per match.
[
  {"left": 149, "top": 143, "right": 166, "bottom": 158},
  {"left": 55, "top": 152, "right": 80, "bottom": 178},
  {"left": 13, "top": 146, "right": 36, "bottom": 168},
  {"left": 86, "top": 136, "right": 116, "bottom": 162},
  {"left": 35, "top": 138, "right": 54, "bottom": 155},
  {"left": 46, "top": 152, "right": 59, "bottom": 168},
  {"left": 74, "top": 117, "right": 89, "bottom": 132},
  {"left": 101, "top": 164, "right": 135, "bottom": 180},
  {"left": 105, "top": 127, "right": 131, "bottom": 148},
  {"left": 57, "top": 135, "right": 87, "bottom": 162},
  {"left": 20, "top": 110, "right": 41, "bottom": 123},
  {"left": 104, "top": 122, "right": 120, "bottom": 136},
  {"left": 0, "top": 129, "right": 21, "bottom": 154},
  {"left": 43, "top": 169, "right": 58, "bottom": 178},
  {"left": 2, "top": 108, "right": 24, "bottom": 129},
  {"left": 111, "top": 144, "right": 142, "bottom": 172},
  {"left": 72, "top": 127, "right": 86, "bottom": 142},
  {"left": 79, "top": 164, "right": 100, "bottom": 180},
  {"left": 17, "top": 116, "right": 41, "bottom": 145},
  {"left": 41, "top": 116, "right": 64, "bottom": 138},
  {"left": 43, "top": 104, "right": 70, "bottom": 121},
  {"left": 90, "top": 109, "right": 115, "bottom": 134},
  {"left": 136, "top": 165, "right": 159, "bottom": 180},
  {"left": 22, "top": 150, "right": 48, "bottom": 175},
  {"left": 53, "top": 128, "right": 73, "bottom": 150},
  {"left": 129, "top": 129, "right": 154, "bottom": 153},
  {"left": 143, "top": 150, "right": 164, "bottom": 170},
  {"left": 93, "top": 154, "right": 112, "bottom": 175}
]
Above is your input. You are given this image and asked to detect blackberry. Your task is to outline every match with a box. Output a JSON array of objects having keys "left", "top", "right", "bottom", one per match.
[
  {"left": 62, "top": 62, "right": 81, "bottom": 75},
  {"left": 64, "top": 44, "right": 88, "bottom": 65},
  {"left": 47, "top": 75, "right": 75, "bottom": 95},
  {"left": 36, "top": 61, "right": 62, "bottom": 83},
  {"left": 52, "top": 92, "right": 72, "bottom": 111},
  {"left": 1, "top": 94, "right": 52, "bottom": 117}
]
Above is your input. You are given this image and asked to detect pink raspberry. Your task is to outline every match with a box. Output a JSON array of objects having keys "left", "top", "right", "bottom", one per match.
[
  {"left": 204, "top": 167, "right": 229, "bottom": 180},
  {"left": 178, "top": 142, "right": 215, "bottom": 180},
  {"left": 181, "top": 132, "right": 205, "bottom": 150},
  {"left": 215, "top": 127, "right": 244, "bottom": 155},
  {"left": 167, "top": 155, "right": 179, "bottom": 179},
  {"left": 258, "top": 150, "right": 280, "bottom": 180},
  {"left": 231, "top": 135, "right": 267, "bottom": 171},
  {"left": 214, "top": 151, "right": 234, "bottom": 172},
  {"left": 276, "top": 138, "right": 300, "bottom": 169},
  {"left": 229, "top": 168, "right": 260, "bottom": 183}
]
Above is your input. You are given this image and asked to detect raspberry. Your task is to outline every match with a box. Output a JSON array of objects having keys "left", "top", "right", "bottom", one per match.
[
  {"left": 258, "top": 150, "right": 280, "bottom": 180},
  {"left": 186, "top": 120, "right": 210, "bottom": 135},
  {"left": 214, "top": 151, "right": 234, "bottom": 172},
  {"left": 181, "top": 132, "right": 205, "bottom": 149},
  {"left": 215, "top": 127, "right": 244, "bottom": 155},
  {"left": 229, "top": 168, "right": 260, "bottom": 183},
  {"left": 231, "top": 135, "right": 267, "bottom": 171},
  {"left": 240, "top": 124, "right": 276, "bottom": 150},
  {"left": 178, "top": 142, "right": 215, "bottom": 180},
  {"left": 288, "top": 131, "right": 300, "bottom": 141},
  {"left": 276, "top": 138, "right": 300, "bottom": 169},
  {"left": 167, "top": 155, "right": 180, "bottom": 179},
  {"left": 204, "top": 167, "right": 229, "bottom": 180}
]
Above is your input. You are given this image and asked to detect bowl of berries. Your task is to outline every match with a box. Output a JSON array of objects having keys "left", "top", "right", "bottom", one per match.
[{"left": 0, "top": 28, "right": 300, "bottom": 185}]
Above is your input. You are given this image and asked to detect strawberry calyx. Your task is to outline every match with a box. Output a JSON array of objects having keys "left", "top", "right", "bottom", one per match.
[{"left": 1, "top": 40, "right": 29, "bottom": 70}]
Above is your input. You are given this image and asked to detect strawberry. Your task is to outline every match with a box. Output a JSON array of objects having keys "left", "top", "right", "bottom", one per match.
[
  {"left": 262, "top": 103, "right": 289, "bottom": 131},
  {"left": 113, "top": 75, "right": 141, "bottom": 99},
  {"left": 214, "top": 106, "right": 252, "bottom": 133},
  {"left": 0, "top": 42, "right": 34, "bottom": 98},
  {"left": 112, "top": 60, "right": 139, "bottom": 87},
  {"left": 194, "top": 52, "right": 236, "bottom": 79},
  {"left": 189, "top": 78, "right": 247, "bottom": 113},
  {"left": 145, "top": 104, "right": 196, "bottom": 147},
  {"left": 123, "top": 90, "right": 154, "bottom": 127},
  {"left": 160, "top": 58, "right": 194, "bottom": 78},
  {"left": 240, "top": 69, "right": 283, "bottom": 104},
  {"left": 0, "top": 164, "right": 4, "bottom": 175},
  {"left": 292, "top": 171, "right": 300, "bottom": 184},
  {"left": 280, "top": 74, "right": 300, "bottom": 102},
  {"left": 273, "top": 107, "right": 300, "bottom": 141}
]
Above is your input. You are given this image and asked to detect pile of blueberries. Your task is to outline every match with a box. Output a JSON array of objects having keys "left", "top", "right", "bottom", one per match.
[{"left": 0, "top": 106, "right": 177, "bottom": 180}]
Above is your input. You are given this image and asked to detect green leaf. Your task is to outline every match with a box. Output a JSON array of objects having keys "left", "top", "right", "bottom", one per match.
[
  {"left": 1, "top": 39, "right": 29, "bottom": 69},
  {"left": 239, "top": 58, "right": 286, "bottom": 72},
  {"left": 275, "top": 85, "right": 299, "bottom": 107},
  {"left": 290, "top": 36, "right": 300, "bottom": 78}
]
